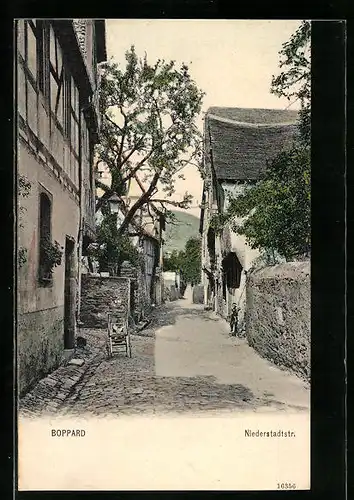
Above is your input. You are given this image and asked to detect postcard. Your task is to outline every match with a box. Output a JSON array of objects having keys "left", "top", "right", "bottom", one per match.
[{"left": 17, "top": 18, "right": 311, "bottom": 491}]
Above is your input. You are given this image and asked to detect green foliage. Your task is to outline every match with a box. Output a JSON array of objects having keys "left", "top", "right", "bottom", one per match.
[
  {"left": 19, "top": 175, "right": 31, "bottom": 197},
  {"left": 90, "top": 213, "right": 143, "bottom": 274},
  {"left": 96, "top": 47, "right": 205, "bottom": 229},
  {"left": 271, "top": 20, "right": 311, "bottom": 146},
  {"left": 19, "top": 247, "right": 28, "bottom": 268},
  {"left": 163, "top": 249, "right": 182, "bottom": 272},
  {"left": 226, "top": 147, "right": 310, "bottom": 260},
  {"left": 164, "top": 237, "right": 201, "bottom": 285},
  {"left": 213, "top": 21, "right": 311, "bottom": 262},
  {"left": 251, "top": 248, "right": 285, "bottom": 269},
  {"left": 181, "top": 237, "right": 202, "bottom": 284},
  {"left": 209, "top": 212, "right": 229, "bottom": 235},
  {"left": 18, "top": 175, "right": 31, "bottom": 268},
  {"left": 40, "top": 238, "right": 63, "bottom": 280}
]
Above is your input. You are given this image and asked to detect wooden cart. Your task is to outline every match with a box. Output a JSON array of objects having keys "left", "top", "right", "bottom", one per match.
[{"left": 107, "top": 313, "right": 132, "bottom": 358}]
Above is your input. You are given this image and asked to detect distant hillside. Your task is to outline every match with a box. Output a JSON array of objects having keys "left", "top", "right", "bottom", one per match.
[{"left": 164, "top": 211, "right": 200, "bottom": 253}]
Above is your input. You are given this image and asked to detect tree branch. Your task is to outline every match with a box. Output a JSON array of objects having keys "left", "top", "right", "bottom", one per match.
[
  {"left": 104, "top": 113, "right": 124, "bottom": 133},
  {"left": 122, "top": 145, "right": 156, "bottom": 183},
  {"left": 95, "top": 159, "right": 105, "bottom": 170},
  {"left": 118, "top": 170, "right": 161, "bottom": 234},
  {"left": 119, "top": 134, "right": 150, "bottom": 171},
  {"left": 149, "top": 198, "right": 190, "bottom": 208},
  {"left": 117, "top": 114, "right": 127, "bottom": 166}
]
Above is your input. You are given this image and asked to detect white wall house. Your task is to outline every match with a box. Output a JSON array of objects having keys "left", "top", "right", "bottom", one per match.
[
  {"left": 17, "top": 19, "right": 106, "bottom": 395},
  {"left": 200, "top": 107, "right": 298, "bottom": 327}
]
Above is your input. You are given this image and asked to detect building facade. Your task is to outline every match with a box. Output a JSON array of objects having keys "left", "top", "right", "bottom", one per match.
[
  {"left": 200, "top": 107, "right": 298, "bottom": 326},
  {"left": 17, "top": 19, "right": 106, "bottom": 395}
]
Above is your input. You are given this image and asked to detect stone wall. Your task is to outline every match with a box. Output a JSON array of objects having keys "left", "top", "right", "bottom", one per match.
[
  {"left": 120, "top": 261, "right": 151, "bottom": 321},
  {"left": 18, "top": 306, "right": 64, "bottom": 396},
  {"left": 136, "top": 264, "right": 152, "bottom": 317},
  {"left": 80, "top": 275, "right": 131, "bottom": 328},
  {"left": 246, "top": 261, "right": 310, "bottom": 381},
  {"left": 164, "top": 285, "right": 179, "bottom": 302},
  {"left": 192, "top": 285, "right": 204, "bottom": 304}
]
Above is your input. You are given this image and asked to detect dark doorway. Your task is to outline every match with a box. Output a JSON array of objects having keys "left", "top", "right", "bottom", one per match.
[
  {"left": 64, "top": 237, "right": 76, "bottom": 349},
  {"left": 223, "top": 252, "right": 243, "bottom": 290},
  {"left": 38, "top": 192, "right": 52, "bottom": 283},
  {"left": 130, "top": 280, "right": 136, "bottom": 317},
  {"left": 207, "top": 227, "right": 216, "bottom": 268}
]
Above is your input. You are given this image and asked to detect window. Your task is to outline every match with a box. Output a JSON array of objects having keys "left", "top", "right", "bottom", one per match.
[
  {"left": 68, "top": 76, "right": 80, "bottom": 154},
  {"left": 18, "top": 20, "right": 46, "bottom": 87},
  {"left": 49, "top": 25, "right": 65, "bottom": 127},
  {"left": 26, "top": 21, "right": 37, "bottom": 79},
  {"left": 82, "top": 120, "right": 90, "bottom": 160},
  {"left": 38, "top": 191, "right": 52, "bottom": 284},
  {"left": 36, "top": 20, "right": 47, "bottom": 94},
  {"left": 17, "top": 20, "right": 26, "bottom": 59},
  {"left": 17, "top": 20, "right": 49, "bottom": 127},
  {"left": 207, "top": 227, "right": 216, "bottom": 268}
]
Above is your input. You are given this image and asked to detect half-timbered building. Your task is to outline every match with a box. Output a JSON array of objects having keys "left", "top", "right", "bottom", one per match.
[{"left": 17, "top": 19, "right": 106, "bottom": 395}]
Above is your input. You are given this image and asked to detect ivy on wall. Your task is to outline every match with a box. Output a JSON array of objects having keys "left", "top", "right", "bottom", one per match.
[{"left": 18, "top": 175, "right": 31, "bottom": 268}]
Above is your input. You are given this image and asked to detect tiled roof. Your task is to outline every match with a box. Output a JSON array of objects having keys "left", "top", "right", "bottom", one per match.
[
  {"left": 205, "top": 107, "right": 299, "bottom": 181},
  {"left": 207, "top": 107, "right": 299, "bottom": 124}
]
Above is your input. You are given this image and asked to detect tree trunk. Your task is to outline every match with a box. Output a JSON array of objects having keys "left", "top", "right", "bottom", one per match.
[{"left": 118, "top": 171, "right": 161, "bottom": 235}]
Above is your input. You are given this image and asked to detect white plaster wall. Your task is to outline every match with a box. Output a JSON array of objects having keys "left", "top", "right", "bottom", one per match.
[
  {"left": 18, "top": 142, "right": 80, "bottom": 314},
  {"left": 222, "top": 182, "right": 260, "bottom": 271},
  {"left": 200, "top": 185, "right": 218, "bottom": 307}
]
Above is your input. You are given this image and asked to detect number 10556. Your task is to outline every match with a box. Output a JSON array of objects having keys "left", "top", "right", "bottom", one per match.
[{"left": 277, "top": 483, "right": 296, "bottom": 489}]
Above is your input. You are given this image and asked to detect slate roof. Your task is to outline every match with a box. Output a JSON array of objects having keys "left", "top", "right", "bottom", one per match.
[{"left": 205, "top": 107, "right": 299, "bottom": 181}]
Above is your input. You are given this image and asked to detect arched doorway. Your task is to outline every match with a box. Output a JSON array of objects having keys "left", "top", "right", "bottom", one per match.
[{"left": 222, "top": 252, "right": 243, "bottom": 317}]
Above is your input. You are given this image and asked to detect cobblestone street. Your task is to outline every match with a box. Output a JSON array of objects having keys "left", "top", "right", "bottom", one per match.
[{"left": 20, "top": 288, "right": 309, "bottom": 417}]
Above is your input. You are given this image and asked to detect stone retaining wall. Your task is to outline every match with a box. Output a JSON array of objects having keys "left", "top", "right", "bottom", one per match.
[
  {"left": 80, "top": 276, "right": 131, "bottom": 328},
  {"left": 18, "top": 306, "right": 64, "bottom": 396},
  {"left": 164, "top": 284, "right": 179, "bottom": 302},
  {"left": 246, "top": 261, "right": 310, "bottom": 381},
  {"left": 121, "top": 261, "right": 152, "bottom": 321},
  {"left": 192, "top": 285, "right": 204, "bottom": 304}
]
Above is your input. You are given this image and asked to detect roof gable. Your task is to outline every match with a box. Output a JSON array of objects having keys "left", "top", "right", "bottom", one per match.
[
  {"left": 205, "top": 107, "right": 299, "bottom": 181},
  {"left": 206, "top": 106, "right": 299, "bottom": 125}
]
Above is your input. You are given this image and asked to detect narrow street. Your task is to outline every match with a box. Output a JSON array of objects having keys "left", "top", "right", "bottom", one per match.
[{"left": 57, "top": 286, "right": 309, "bottom": 417}]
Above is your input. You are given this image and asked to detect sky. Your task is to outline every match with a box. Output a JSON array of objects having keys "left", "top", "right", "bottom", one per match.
[{"left": 105, "top": 19, "right": 302, "bottom": 218}]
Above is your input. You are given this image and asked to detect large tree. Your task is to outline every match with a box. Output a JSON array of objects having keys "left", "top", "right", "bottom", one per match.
[
  {"left": 163, "top": 249, "right": 182, "bottom": 273},
  {"left": 211, "top": 21, "right": 311, "bottom": 262},
  {"left": 95, "top": 46, "right": 205, "bottom": 234},
  {"left": 181, "top": 237, "right": 202, "bottom": 284},
  {"left": 90, "top": 213, "right": 142, "bottom": 275},
  {"left": 271, "top": 20, "right": 311, "bottom": 146}
]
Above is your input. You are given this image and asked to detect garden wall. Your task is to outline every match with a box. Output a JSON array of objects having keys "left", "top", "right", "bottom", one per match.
[
  {"left": 192, "top": 285, "right": 204, "bottom": 304},
  {"left": 246, "top": 261, "right": 310, "bottom": 381},
  {"left": 80, "top": 275, "right": 131, "bottom": 328}
]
